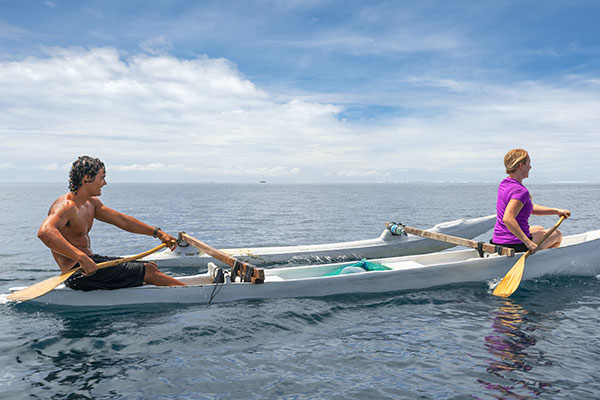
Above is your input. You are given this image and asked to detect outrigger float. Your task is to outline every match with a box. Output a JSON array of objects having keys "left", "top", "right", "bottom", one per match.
[
  {"left": 144, "top": 215, "right": 496, "bottom": 268},
  {"left": 9, "top": 227, "right": 600, "bottom": 308}
]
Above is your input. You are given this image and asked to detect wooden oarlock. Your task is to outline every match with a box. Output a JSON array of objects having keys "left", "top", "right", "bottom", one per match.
[{"left": 178, "top": 233, "right": 265, "bottom": 284}]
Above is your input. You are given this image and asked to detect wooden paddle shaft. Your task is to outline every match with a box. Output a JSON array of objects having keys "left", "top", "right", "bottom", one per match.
[
  {"left": 538, "top": 215, "right": 567, "bottom": 245},
  {"left": 178, "top": 232, "right": 264, "bottom": 283},
  {"left": 95, "top": 243, "right": 167, "bottom": 270},
  {"left": 179, "top": 233, "right": 241, "bottom": 266},
  {"left": 525, "top": 215, "right": 567, "bottom": 257},
  {"left": 385, "top": 222, "right": 515, "bottom": 257}
]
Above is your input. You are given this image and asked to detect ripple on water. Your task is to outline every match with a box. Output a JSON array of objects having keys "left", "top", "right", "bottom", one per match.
[{"left": 2, "top": 184, "right": 600, "bottom": 398}]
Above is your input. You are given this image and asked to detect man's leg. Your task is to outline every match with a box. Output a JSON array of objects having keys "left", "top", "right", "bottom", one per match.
[{"left": 143, "top": 262, "right": 186, "bottom": 286}]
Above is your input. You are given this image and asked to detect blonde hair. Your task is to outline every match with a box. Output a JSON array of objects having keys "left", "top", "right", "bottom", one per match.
[{"left": 504, "top": 149, "right": 529, "bottom": 174}]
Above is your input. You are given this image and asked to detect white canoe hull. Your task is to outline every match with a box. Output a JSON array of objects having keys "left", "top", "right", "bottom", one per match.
[
  {"left": 145, "top": 215, "right": 496, "bottom": 268},
  {"left": 15, "top": 229, "right": 600, "bottom": 308}
]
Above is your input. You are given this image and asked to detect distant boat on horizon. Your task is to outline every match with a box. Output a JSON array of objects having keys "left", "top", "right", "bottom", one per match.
[{"left": 260, "top": 178, "right": 266, "bottom": 184}]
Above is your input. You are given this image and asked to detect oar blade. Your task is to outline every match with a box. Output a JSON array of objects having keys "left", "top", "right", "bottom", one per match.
[
  {"left": 7, "top": 269, "right": 78, "bottom": 302},
  {"left": 7, "top": 244, "right": 167, "bottom": 303},
  {"left": 492, "top": 255, "right": 526, "bottom": 297}
]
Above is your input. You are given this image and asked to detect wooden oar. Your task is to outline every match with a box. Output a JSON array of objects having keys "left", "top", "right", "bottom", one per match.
[
  {"left": 178, "top": 232, "right": 264, "bottom": 283},
  {"left": 7, "top": 243, "right": 167, "bottom": 302},
  {"left": 493, "top": 216, "right": 566, "bottom": 298},
  {"left": 385, "top": 222, "right": 515, "bottom": 257}
]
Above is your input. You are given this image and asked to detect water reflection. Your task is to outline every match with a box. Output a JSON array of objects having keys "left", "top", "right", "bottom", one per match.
[{"left": 478, "top": 300, "right": 558, "bottom": 399}]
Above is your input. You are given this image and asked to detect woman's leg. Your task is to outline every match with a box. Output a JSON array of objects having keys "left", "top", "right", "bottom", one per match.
[{"left": 530, "top": 225, "right": 563, "bottom": 250}]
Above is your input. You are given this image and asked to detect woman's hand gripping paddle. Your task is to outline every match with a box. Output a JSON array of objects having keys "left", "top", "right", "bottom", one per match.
[
  {"left": 7, "top": 243, "right": 166, "bottom": 302},
  {"left": 493, "top": 216, "right": 566, "bottom": 298}
]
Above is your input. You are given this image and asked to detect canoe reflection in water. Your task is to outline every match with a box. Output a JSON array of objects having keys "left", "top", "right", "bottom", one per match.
[{"left": 479, "top": 301, "right": 559, "bottom": 399}]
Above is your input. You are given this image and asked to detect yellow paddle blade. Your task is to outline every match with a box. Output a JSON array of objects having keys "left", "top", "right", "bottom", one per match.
[
  {"left": 493, "top": 254, "right": 527, "bottom": 297},
  {"left": 7, "top": 268, "right": 80, "bottom": 302},
  {"left": 7, "top": 243, "right": 167, "bottom": 302},
  {"left": 493, "top": 216, "right": 566, "bottom": 298}
]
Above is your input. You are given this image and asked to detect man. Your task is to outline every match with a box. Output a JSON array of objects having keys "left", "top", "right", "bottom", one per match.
[{"left": 37, "top": 155, "right": 189, "bottom": 291}]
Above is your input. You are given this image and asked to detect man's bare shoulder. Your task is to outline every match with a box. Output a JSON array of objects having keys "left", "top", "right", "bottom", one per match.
[
  {"left": 48, "top": 194, "right": 78, "bottom": 215},
  {"left": 88, "top": 196, "right": 104, "bottom": 208}
]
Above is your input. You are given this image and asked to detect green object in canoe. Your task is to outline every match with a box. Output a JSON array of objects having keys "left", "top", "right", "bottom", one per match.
[{"left": 324, "top": 258, "right": 391, "bottom": 276}]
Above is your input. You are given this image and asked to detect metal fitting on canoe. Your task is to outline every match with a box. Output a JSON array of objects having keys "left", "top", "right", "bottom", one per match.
[
  {"left": 387, "top": 222, "right": 406, "bottom": 236},
  {"left": 176, "top": 232, "right": 190, "bottom": 247}
]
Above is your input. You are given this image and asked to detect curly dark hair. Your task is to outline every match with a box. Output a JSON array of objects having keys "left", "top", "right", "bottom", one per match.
[{"left": 69, "top": 156, "right": 105, "bottom": 193}]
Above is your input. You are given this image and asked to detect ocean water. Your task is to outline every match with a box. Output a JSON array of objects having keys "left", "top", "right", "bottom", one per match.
[{"left": 1, "top": 182, "right": 599, "bottom": 399}]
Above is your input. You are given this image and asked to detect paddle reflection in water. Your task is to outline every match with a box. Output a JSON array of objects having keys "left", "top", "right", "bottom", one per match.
[{"left": 478, "top": 300, "right": 559, "bottom": 399}]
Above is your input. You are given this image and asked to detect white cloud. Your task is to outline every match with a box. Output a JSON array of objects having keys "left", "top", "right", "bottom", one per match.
[
  {"left": 272, "top": 28, "right": 461, "bottom": 55},
  {"left": 0, "top": 47, "right": 351, "bottom": 181},
  {"left": 0, "top": 19, "right": 31, "bottom": 41},
  {"left": 0, "top": 47, "right": 599, "bottom": 183},
  {"left": 335, "top": 170, "right": 391, "bottom": 177},
  {"left": 0, "top": 162, "right": 15, "bottom": 170},
  {"left": 37, "top": 163, "right": 60, "bottom": 171},
  {"left": 403, "top": 76, "right": 471, "bottom": 92},
  {"left": 112, "top": 163, "right": 184, "bottom": 171},
  {"left": 139, "top": 37, "right": 173, "bottom": 56}
]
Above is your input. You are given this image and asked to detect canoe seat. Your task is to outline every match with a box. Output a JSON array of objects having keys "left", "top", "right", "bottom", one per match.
[{"left": 386, "top": 261, "right": 425, "bottom": 270}]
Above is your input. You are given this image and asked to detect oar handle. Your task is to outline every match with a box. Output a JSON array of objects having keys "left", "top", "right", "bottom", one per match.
[
  {"left": 69, "top": 243, "right": 168, "bottom": 275},
  {"left": 95, "top": 243, "right": 167, "bottom": 270},
  {"left": 385, "top": 222, "right": 515, "bottom": 257},
  {"left": 178, "top": 232, "right": 264, "bottom": 283}
]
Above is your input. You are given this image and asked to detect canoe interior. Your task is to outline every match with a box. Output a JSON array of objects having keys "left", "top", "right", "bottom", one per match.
[
  {"left": 8, "top": 229, "right": 600, "bottom": 309},
  {"left": 173, "top": 229, "right": 600, "bottom": 284},
  {"left": 145, "top": 215, "right": 498, "bottom": 267}
]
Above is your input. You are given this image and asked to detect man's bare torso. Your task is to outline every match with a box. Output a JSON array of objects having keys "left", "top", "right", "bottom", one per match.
[{"left": 50, "top": 194, "right": 97, "bottom": 271}]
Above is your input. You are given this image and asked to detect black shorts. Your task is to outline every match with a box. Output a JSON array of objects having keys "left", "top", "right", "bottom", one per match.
[
  {"left": 489, "top": 236, "right": 533, "bottom": 253},
  {"left": 65, "top": 254, "right": 146, "bottom": 291}
]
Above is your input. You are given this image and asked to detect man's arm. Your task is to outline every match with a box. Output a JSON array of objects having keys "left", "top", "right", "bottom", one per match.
[
  {"left": 92, "top": 197, "right": 177, "bottom": 250},
  {"left": 37, "top": 200, "right": 98, "bottom": 275}
]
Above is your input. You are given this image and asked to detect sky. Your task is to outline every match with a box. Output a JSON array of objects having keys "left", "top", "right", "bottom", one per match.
[{"left": 0, "top": 0, "right": 599, "bottom": 184}]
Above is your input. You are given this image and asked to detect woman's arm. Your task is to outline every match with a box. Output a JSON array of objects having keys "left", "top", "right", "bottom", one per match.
[
  {"left": 532, "top": 204, "right": 570, "bottom": 218},
  {"left": 503, "top": 198, "right": 538, "bottom": 252}
]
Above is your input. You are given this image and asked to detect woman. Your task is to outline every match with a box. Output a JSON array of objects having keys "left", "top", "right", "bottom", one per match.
[{"left": 491, "top": 149, "right": 570, "bottom": 254}]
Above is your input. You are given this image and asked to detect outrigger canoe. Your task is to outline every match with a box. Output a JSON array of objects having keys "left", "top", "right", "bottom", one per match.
[
  {"left": 144, "top": 215, "right": 496, "bottom": 268},
  {"left": 12, "top": 229, "right": 600, "bottom": 307}
]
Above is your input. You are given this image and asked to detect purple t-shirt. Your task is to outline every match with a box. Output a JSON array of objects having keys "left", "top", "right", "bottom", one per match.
[{"left": 492, "top": 178, "right": 532, "bottom": 244}]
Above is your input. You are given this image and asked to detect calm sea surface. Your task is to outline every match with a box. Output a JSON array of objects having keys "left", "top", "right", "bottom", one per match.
[{"left": 1, "top": 183, "right": 599, "bottom": 399}]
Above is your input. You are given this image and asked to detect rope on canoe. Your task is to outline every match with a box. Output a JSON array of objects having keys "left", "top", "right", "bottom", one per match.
[{"left": 208, "top": 278, "right": 225, "bottom": 305}]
